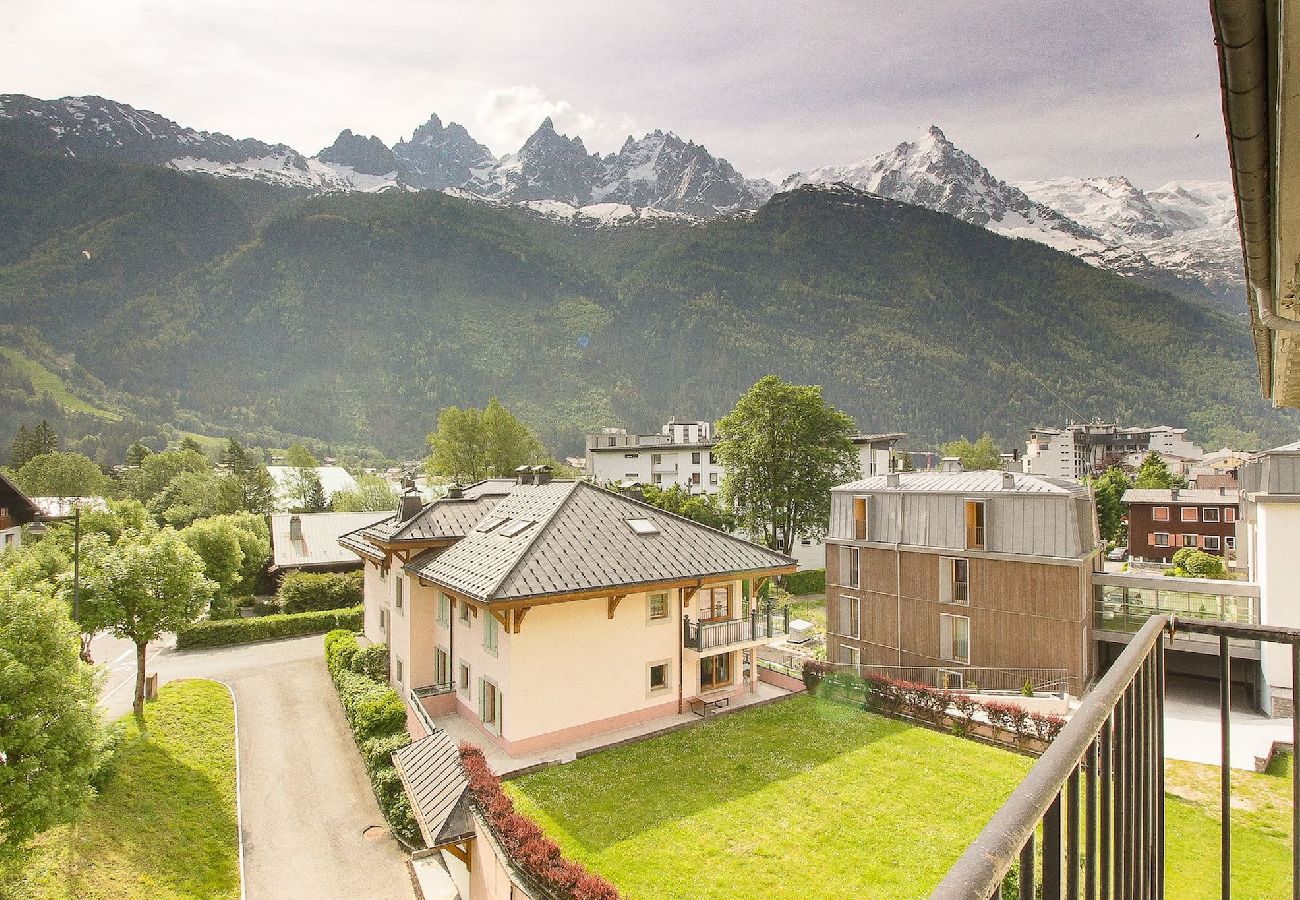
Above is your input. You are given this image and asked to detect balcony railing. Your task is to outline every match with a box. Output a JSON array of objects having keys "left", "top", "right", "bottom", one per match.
[
  {"left": 684, "top": 605, "right": 790, "bottom": 651},
  {"left": 934, "top": 615, "right": 1300, "bottom": 900},
  {"left": 967, "top": 525, "right": 985, "bottom": 550},
  {"left": 409, "top": 682, "right": 454, "bottom": 737}
]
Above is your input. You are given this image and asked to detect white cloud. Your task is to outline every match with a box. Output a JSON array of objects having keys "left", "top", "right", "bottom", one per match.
[{"left": 473, "top": 85, "right": 638, "bottom": 157}]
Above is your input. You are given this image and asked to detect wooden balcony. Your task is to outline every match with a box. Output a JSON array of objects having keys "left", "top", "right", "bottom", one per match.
[{"left": 683, "top": 605, "right": 790, "bottom": 652}]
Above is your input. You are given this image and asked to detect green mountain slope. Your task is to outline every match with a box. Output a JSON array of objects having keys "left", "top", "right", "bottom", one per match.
[{"left": 0, "top": 146, "right": 1292, "bottom": 456}]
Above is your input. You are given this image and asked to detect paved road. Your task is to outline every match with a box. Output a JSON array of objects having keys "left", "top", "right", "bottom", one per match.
[
  {"left": 1163, "top": 676, "right": 1294, "bottom": 771},
  {"left": 99, "top": 634, "right": 416, "bottom": 900}
]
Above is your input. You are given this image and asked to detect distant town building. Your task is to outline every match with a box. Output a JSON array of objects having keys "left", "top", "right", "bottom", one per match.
[
  {"left": 266, "top": 464, "right": 359, "bottom": 512},
  {"left": 1022, "top": 423, "right": 1204, "bottom": 481},
  {"left": 0, "top": 473, "right": 39, "bottom": 550},
  {"left": 269, "top": 511, "right": 392, "bottom": 577},
  {"left": 1122, "top": 487, "right": 1240, "bottom": 564},
  {"left": 824, "top": 465, "right": 1101, "bottom": 695}
]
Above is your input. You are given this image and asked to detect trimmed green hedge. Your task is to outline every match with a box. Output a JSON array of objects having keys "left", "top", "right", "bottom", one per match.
[
  {"left": 783, "top": 568, "right": 826, "bottom": 596},
  {"left": 279, "top": 570, "right": 364, "bottom": 613},
  {"left": 176, "top": 605, "right": 363, "bottom": 649}
]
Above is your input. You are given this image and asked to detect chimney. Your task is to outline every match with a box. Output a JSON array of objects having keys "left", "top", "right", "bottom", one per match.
[
  {"left": 289, "top": 515, "right": 302, "bottom": 542},
  {"left": 940, "top": 456, "right": 964, "bottom": 474},
  {"left": 399, "top": 490, "right": 422, "bottom": 521},
  {"left": 1170, "top": 488, "right": 1180, "bottom": 501},
  {"left": 531, "top": 464, "right": 553, "bottom": 485},
  {"left": 514, "top": 465, "right": 534, "bottom": 485},
  {"left": 446, "top": 483, "right": 463, "bottom": 500},
  {"left": 886, "top": 472, "right": 900, "bottom": 488},
  {"left": 1001, "top": 472, "right": 1016, "bottom": 490}
]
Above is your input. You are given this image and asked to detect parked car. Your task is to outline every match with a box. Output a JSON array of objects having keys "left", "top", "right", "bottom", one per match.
[{"left": 1107, "top": 546, "right": 1129, "bottom": 562}]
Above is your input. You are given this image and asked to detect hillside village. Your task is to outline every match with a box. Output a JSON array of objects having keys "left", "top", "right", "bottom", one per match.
[{"left": 5, "top": 3, "right": 1300, "bottom": 900}]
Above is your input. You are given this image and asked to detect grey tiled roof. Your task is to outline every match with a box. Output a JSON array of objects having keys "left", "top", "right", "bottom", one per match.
[
  {"left": 406, "top": 480, "right": 794, "bottom": 602},
  {"left": 392, "top": 731, "right": 472, "bottom": 847},
  {"left": 361, "top": 479, "right": 516, "bottom": 544},
  {"left": 1122, "top": 489, "right": 1240, "bottom": 504},
  {"left": 835, "top": 470, "right": 1090, "bottom": 497}
]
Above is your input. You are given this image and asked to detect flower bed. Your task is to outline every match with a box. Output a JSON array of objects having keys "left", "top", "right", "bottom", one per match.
[
  {"left": 802, "top": 661, "right": 1065, "bottom": 749},
  {"left": 460, "top": 744, "right": 620, "bottom": 900}
]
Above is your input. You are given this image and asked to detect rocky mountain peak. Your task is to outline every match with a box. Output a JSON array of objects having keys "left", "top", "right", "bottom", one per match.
[
  {"left": 394, "top": 113, "right": 495, "bottom": 190},
  {"left": 316, "top": 129, "right": 398, "bottom": 176}
]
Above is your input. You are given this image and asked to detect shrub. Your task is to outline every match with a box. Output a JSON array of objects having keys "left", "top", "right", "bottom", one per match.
[
  {"left": 208, "top": 594, "right": 240, "bottom": 620},
  {"left": 1028, "top": 711, "right": 1067, "bottom": 742},
  {"left": 353, "top": 691, "right": 408, "bottom": 742},
  {"left": 176, "top": 605, "right": 363, "bottom": 649},
  {"left": 783, "top": 568, "right": 826, "bottom": 595},
  {"left": 351, "top": 643, "right": 389, "bottom": 682},
  {"left": 325, "top": 629, "right": 360, "bottom": 675},
  {"left": 279, "top": 570, "right": 364, "bottom": 613},
  {"left": 461, "top": 744, "right": 620, "bottom": 899},
  {"left": 802, "top": 659, "right": 831, "bottom": 692},
  {"left": 362, "top": 731, "right": 413, "bottom": 774}
]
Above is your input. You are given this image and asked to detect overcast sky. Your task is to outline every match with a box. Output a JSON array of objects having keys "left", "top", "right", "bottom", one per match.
[{"left": 2, "top": 0, "right": 1230, "bottom": 188}]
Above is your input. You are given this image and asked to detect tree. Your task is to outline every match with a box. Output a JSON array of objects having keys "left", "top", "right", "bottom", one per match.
[
  {"left": 178, "top": 436, "right": 204, "bottom": 455},
  {"left": 118, "top": 448, "right": 211, "bottom": 505},
  {"left": 124, "top": 441, "right": 153, "bottom": 467},
  {"left": 1166, "top": 547, "right": 1229, "bottom": 580},
  {"left": 148, "top": 470, "right": 222, "bottom": 527},
  {"left": 216, "top": 440, "right": 276, "bottom": 516},
  {"left": 180, "top": 518, "right": 246, "bottom": 598},
  {"left": 12, "top": 451, "right": 108, "bottom": 498},
  {"left": 637, "top": 484, "right": 734, "bottom": 531},
  {"left": 1089, "top": 466, "right": 1133, "bottom": 545},
  {"left": 78, "top": 530, "right": 214, "bottom": 717},
  {"left": 300, "top": 469, "right": 327, "bottom": 512},
  {"left": 713, "top": 376, "right": 858, "bottom": 553},
  {"left": 8, "top": 425, "right": 33, "bottom": 468},
  {"left": 330, "top": 474, "right": 399, "bottom": 512},
  {"left": 0, "top": 582, "right": 102, "bottom": 858},
  {"left": 1133, "top": 452, "right": 1188, "bottom": 490},
  {"left": 939, "top": 433, "right": 1003, "bottom": 471},
  {"left": 425, "top": 399, "right": 543, "bottom": 482},
  {"left": 282, "top": 443, "right": 319, "bottom": 467},
  {"left": 204, "top": 512, "right": 270, "bottom": 594}
]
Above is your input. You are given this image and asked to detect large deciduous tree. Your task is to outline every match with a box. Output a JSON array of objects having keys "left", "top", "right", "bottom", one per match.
[
  {"left": 12, "top": 450, "right": 108, "bottom": 498},
  {"left": 1089, "top": 466, "right": 1133, "bottom": 545},
  {"left": 714, "top": 376, "right": 858, "bottom": 554},
  {"left": 78, "top": 530, "right": 214, "bottom": 717},
  {"left": 0, "top": 582, "right": 102, "bottom": 858},
  {"left": 1133, "top": 452, "right": 1188, "bottom": 490},
  {"left": 330, "top": 474, "right": 399, "bottom": 512},
  {"left": 939, "top": 433, "right": 1003, "bottom": 471},
  {"left": 425, "top": 399, "right": 544, "bottom": 482}
]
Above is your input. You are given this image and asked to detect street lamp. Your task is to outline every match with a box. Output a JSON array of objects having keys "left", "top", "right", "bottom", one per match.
[{"left": 28, "top": 504, "right": 84, "bottom": 660}]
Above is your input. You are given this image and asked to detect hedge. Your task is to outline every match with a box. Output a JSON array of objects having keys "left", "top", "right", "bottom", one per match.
[
  {"left": 280, "top": 570, "right": 364, "bottom": 613},
  {"left": 322, "top": 629, "right": 422, "bottom": 846},
  {"left": 462, "top": 744, "right": 620, "bottom": 900},
  {"left": 782, "top": 568, "right": 826, "bottom": 596},
  {"left": 177, "top": 605, "right": 363, "bottom": 649}
]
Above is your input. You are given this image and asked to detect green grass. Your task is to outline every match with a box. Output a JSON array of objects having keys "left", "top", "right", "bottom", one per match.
[
  {"left": 507, "top": 694, "right": 1032, "bottom": 899},
  {"left": 1164, "top": 757, "right": 1294, "bottom": 898},
  {"left": 4, "top": 680, "right": 239, "bottom": 900},
  {"left": 0, "top": 347, "right": 121, "bottom": 420},
  {"left": 788, "top": 596, "right": 826, "bottom": 635}
]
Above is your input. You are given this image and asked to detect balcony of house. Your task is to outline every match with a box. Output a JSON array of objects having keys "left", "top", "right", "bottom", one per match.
[
  {"left": 409, "top": 680, "right": 457, "bottom": 736},
  {"left": 1093, "top": 572, "right": 1262, "bottom": 660},
  {"left": 683, "top": 605, "right": 790, "bottom": 653}
]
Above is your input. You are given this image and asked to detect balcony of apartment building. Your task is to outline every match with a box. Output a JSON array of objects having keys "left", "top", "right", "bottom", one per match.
[
  {"left": 682, "top": 599, "right": 790, "bottom": 654},
  {"left": 1093, "top": 572, "right": 1261, "bottom": 658}
]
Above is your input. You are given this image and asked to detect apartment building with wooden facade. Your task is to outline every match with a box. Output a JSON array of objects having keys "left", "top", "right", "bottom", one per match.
[
  {"left": 1122, "top": 486, "right": 1241, "bottom": 564},
  {"left": 824, "top": 468, "right": 1102, "bottom": 694}
]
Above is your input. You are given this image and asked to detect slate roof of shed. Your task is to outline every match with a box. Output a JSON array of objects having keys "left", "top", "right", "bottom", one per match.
[
  {"left": 405, "top": 480, "right": 795, "bottom": 603},
  {"left": 834, "top": 471, "right": 1090, "bottom": 497},
  {"left": 271, "top": 511, "right": 391, "bottom": 569},
  {"left": 360, "top": 479, "right": 517, "bottom": 544},
  {"left": 1122, "top": 489, "right": 1241, "bottom": 504},
  {"left": 392, "top": 731, "right": 473, "bottom": 848}
]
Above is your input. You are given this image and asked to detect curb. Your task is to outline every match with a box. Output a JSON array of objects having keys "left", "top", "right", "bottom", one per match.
[{"left": 217, "top": 679, "right": 248, "bottom": 900}]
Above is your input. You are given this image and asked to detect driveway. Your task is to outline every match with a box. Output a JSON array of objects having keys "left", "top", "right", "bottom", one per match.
[
  {"left": 98, "top": 633, "right": 417, "bottom": 900},
  {"left": 1163, "top": 676, "right": 1294, "bottom": 771}
]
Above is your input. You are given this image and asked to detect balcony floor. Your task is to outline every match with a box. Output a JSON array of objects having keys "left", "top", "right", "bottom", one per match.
[{"left": 431, "top": 679, "right": 796, "bottom": 776}]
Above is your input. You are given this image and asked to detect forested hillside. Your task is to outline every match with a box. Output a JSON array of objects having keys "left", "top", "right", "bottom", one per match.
[{"left": 0, "top": 145, "right": 1291, "bottom": 457}]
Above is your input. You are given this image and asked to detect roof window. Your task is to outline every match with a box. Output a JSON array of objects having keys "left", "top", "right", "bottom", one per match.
[
  {"left": 626, "top": 518, "right": 661, "bottom": 536},
  {"left": 476, "top": 516, "right": 507, "bottom": 533},
  {"left": 498, "top": 519, "right": 536, "bottom": 538}
]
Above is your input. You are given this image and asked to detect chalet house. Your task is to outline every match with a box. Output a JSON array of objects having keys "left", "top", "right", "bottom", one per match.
[
  {"left": 0, "top": 472, "right": 39, "bottom": 550},
  {"left": 1122, "top": 487, "right": 1240, "bottom": 564},
  {"left": 340, "top": 469, "right": 795, "bottom": 757},
  {"left": 824, "top": 468, "right": 1101, "bottom": 695},
  {"left": 269, "top": 511, "right": 391, "bottom": 578}
]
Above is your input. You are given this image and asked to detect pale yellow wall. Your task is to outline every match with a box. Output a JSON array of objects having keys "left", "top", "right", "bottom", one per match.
[
  {"left": 361, "top": 559, "right": 388, "bottom": 646},
  {"left": 448, "top": 592, "right": 513, "bottom": 729}
]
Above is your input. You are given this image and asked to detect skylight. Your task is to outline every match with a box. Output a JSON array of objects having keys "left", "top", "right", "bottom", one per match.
[
  {"left": 498, "top": 519, "right": 536, "bottom": 537},
  {"left": 626, "top": 518, "right": 660, "bottom": 536},
  {"left": 477, "top": 516, "right": 507, "bottom": 533}
]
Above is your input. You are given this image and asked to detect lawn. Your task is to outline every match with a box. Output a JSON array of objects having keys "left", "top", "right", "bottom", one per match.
[
  {"left": 1165, "top": 755, "right": 1294, "bottom": 899},
  {"left": 506, "top": 694, "right": 1033, "bottom": 899},
  {"left": 3, "top": 680, "right": 239, "bottom": 900},
  {"left": 788, "top": 595, "right": 827, "bottom": 635}
]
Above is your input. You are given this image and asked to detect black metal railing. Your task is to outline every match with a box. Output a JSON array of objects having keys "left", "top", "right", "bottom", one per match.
[
  {"left": 683, "top": 604, "right": 790, "bottom": 651},
  {"left": 934, "top": 614, "right": 1300, "bottom": 900}
]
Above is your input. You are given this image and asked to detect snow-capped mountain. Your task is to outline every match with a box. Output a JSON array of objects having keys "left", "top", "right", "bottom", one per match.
[
  {"left": 393, "top": 113, "right": 495, "bottom": 190},
  {"left": 467, "top": 117, "right": 600, "bottom": 206},
  {"left": 1016, "top": 177, "right": 1242, "bottom": 298},
  {"left": 591, "top": 129, "right": 766, "bottom": 216}
]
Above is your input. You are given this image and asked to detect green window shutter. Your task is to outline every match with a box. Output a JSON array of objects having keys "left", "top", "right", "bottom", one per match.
[{"left": 495, "top": 687, "right": 503, "bottom": 736}]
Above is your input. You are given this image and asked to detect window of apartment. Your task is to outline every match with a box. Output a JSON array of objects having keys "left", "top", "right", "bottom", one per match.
[
  {"left": 652, "top": 453, "right": 662, "bottom": 465},
  {"left": 691, "top": 451, "right": 701, "bottom": 465},
  {"left": 940, "top": 613, "right": 971, "bottom": 664},
  {"left": 700, "top": 653, "right": 731, "bottom": 691},
  {"left": 379, "top": 608, "right": 387, "bottom": 630},
  {"left": 1183, "top": 534, "right": 1199, "bottom": 548},
  {"left": 940, "top": 557, "right": 970, "bottom": 605},
  {"left": 647, "top": 592, "right": 669, "bottom": 621},
  {"left": 379, "top": 564, "right": 389, "bottom": 581},
  {"left": 458, "top": 661, "right": 471, "bottom": 696},
  {"left": 624, "top": 452, "right": 639, "bottom": 459},
  {"left": 1225, "top": 507, "right": 1238, "bottom": 523},
  {"left": 853, "top": 496, "right": 868, "bottom": 540},
  {"left": 479, "top": 678, "right": 502, "bottom": 735},
  {"left": 838, "top": 546, "right": 860, "bottom": 588},
  {"left": 395, "top": 576, "right": 404, "bottom": 613},
  {"left": 1180, "top": 507, "right": 1199, "bottom": 523},
  {"left": 607, "top": 436, "right": 616, "bottom": 447},
  {"left": 1154, "top": 533, "right": 1170, "bottom": 547},
  {"left": 1202, "top": 507, "right": 1221, "bottom": 523},
  {"left": 625, "top": 472, "right": 639, "bottom": 479},
  {"left": 459, "top": 599, "right": 471, "bottom": 624},
  {"left": 438, "top": 593, "right": 451, "bottom": 626},
  {"left": 709, "top": 472, "right": 719, "bottom": 485},
  {"left": 394, "top": 656, "right": 404, "bottom": 686},
  {"left": 653, "top": 473, "right": 663, "bottom": 484},
  {"left": 698, "top": 585, "right": 731, "bottom": 621},
  {"left": 691, "top": 472, "right": 701, "bottom": 485},
  {"left": 964, "top": 500, "right": 986, "bottom": 550},
  {"left": 1203, "top": 535, "right": 1222, "bottom": 551},
  {"left": 847, "top": 596, "right": 860, "bottom": 638},
  {"left": 1152, "top": 506, "right": 1170, "bottom": 522},
  {"left": 1225, "top": 536, "right": 1237, "bottom": 551},
  {"left": 840, "top": 645, "right": 861, "bottom": 668},
  {"left": 483, "top": 615, "right": 499, "bottom": 656},
  {"left": 435, "top": 647, "right": 450, "bottom": 685},
  {"left": 647, "top": 660, "right": 670, "bottom": 695}
]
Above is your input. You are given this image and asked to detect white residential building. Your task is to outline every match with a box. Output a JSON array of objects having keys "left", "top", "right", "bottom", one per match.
[
  {"left": 1023, "top": 423, "right": 1204, "bottom": 481},
  {"left": 266, "top": 464, "right": 359, "bottom": 511}
]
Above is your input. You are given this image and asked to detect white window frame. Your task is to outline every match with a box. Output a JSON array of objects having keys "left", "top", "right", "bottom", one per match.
[
  {"left": 853, "top": 496, "right": 869, "bottom": 541},
  {"left": 1203, "top": 535, "right": 1221, "bottom": 551},
  {"left": 1182, "top": 534, "right": 1199, "bottom": 548},
  {"left": 1152, "top": 506, "right": 1170, "bottom": 522},
  {"left": 394, "top": 575, "right": 404, "bottom": 613},
  {"left": 458, "top": 661, "right": 471, "bottom": 698},
  {"left": 647, "top": 591, "right": 669, "bottom": 622},
  {"left": 435, "top": 646, "right": 450, "bottom": 684},
  {"left": 647, "top": 659, "right": 671, "bottom": 696},
  {"left": 939, "top": 556, "right": 970, "bottom": 605},
  {"left": 1225, "top": 536, "right": 1236, "bottom": 550},
  {"left": 1225, "top": 507, "right": 1237, "bottom": 523},
  {"left": 940, "top": 613, "right": 971, "bottom": 664},
  {"left": 459, "top": 599, "right": 471, "bottom": 624},
  {"left": 847, "top": 547, "right": 860, "bottom": 589},
  {"left": 840, "top": 644, "right": 861, "bottom": 667},
  {"left": 1180, "top": 506, "right": 1199, "bottom": 523},
  {"left": 1154, "top": 532, "right": 1170, "bottom": 547},
  {"left": 395, "top": 656, "right": 404, "bottom": 686},
  {"left": 964, "top": 499, "right": 986, "bottom": 550},
  {"left": 848, "top": 596, "right": 861, "bottom": 638},
  {"left": 1201, "top": 507, "right": 1220, "bottom": 523}
]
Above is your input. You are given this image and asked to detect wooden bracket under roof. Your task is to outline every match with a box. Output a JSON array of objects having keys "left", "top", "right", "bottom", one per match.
[{"left": 607, "top": 594, "right": 626, "bottom": 619}]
